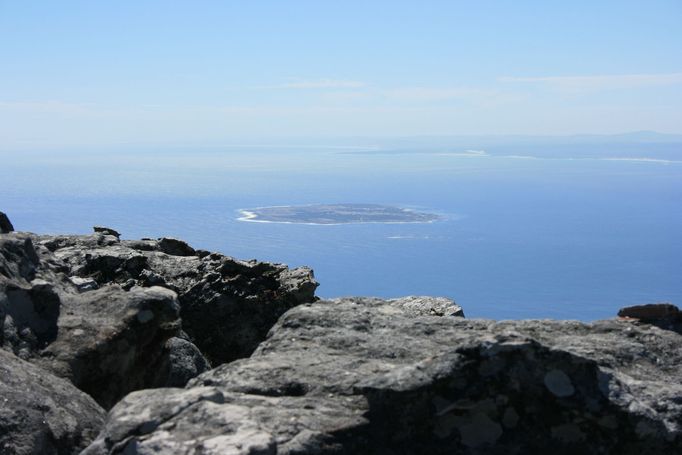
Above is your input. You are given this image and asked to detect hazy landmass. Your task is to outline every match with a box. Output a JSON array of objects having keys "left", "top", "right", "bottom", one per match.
[{"left": 238, "top": 203, "right": 440, "bottom": 225}]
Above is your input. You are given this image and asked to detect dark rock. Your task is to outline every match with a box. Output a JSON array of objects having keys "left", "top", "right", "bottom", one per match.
[
  {"left": 157, "top": 237, "right": 196, "bottom": 256},
  {"left": 0, "top": 234, "right": 41, "bottom": 281},
  {"left": 37, "top": 286, "right": 181, "bottom": 409},
  {"left": 3, "top": 279, "right": 61, "bottom": 349},
  {"left": 0, "top": 211, "right": 14, "bottom": 233},
  {"left": 618, "top": 302, "right": 680, "bottom": 320},
  {"left": 0, "top": 348, "right": 105, "bottom": 455},
  {"left": 88, "top": 298, "right": 682, "bottom": 454},
  {"left": 195, "top": 249, "right": 211, "bottom": 258},
  {"left": 156, "top": 337, "right": 212, "bottom": 388},
  {"left": 618, "top": 303, "right": 682, "bottom": 333},
  {"left": 92, "top": 226, "right": 120, "bottom": 238},
  {"left": 177, "top": 256, "right": 318, "bottom": 364}
]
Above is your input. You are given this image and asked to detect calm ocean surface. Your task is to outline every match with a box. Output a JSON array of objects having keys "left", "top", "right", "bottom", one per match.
[{"left": 2, "top": 143, "right": 681, "bottom": 320}]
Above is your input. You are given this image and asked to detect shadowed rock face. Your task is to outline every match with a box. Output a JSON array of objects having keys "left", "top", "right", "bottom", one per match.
[
  {"left": 0, "top": 348, "right": 105, "bottom": 455},
  {"left": 87, "top": 298, "right": 681, "bottom": 455},
  {"left": 0, "top": 211, "right": 13, "bottom": 233},
  {"left": 1, "top": 220, "right": 318, "bottom": 409}
]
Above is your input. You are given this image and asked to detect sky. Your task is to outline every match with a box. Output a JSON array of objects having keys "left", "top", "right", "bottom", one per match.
[{"left": 1, "top": 0, "right": 681, "bottom": 148}]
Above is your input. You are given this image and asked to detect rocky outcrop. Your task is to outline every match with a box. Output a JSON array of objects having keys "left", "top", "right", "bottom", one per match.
[
  {"left": 1, "top": 215, "right": 317, "bottom": 410},
  {"left": 38, "top": 228, "right": 318, "bottom": 365},
  {"left": 0, "top": 348, "right": 105, "bottom": 455},
  {"left": 87, "top": 297, "right": 682, "bottom": 454}
]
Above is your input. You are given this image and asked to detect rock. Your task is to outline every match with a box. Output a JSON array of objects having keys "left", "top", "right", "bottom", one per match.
[
  {"left": 92, "top": 226, "right": 120, "bottom": 238},
  {"left": 618, "top": 303, "right": 682, "bottom": 333},
  {"left": 328, "top": 295, "right": 464, "bottom": 318},
  {"left": 0, "top": 348, "right": 105, "bottom": 455},
  {"left": 157, "top": 337, "right": 212, "bottom": 387},
  {"left": 37, "top": 286, "right": 181, "bottom": 409},
  {"left": 88, "top": 298, "right": 682, "bottom": 454},
  {"left": 157, "top": 237, "right": 196, "bottom": 256},
  {"left": 45, "top": 233, "right": 318, "bottom": 365},
  {"left": 618, "top": 302, "right": 680, "bottom": 320},
  {"left": 0, "top": 233, "right": 41, "bottom": 281},
  {"left": 82, "top": 388, "right": 368, "bottom": 455},
  {"left": 2, "top": 227, "right": 317, "bottom": 413},
  {"left": 0, "top": 211, "right": 14, "bottom": 233},
  {"left": 68, "top": 276, "right": 99, "bottom": 292},
  {"left": 177, "top": 256, "right": 318, "bottom": 364}
]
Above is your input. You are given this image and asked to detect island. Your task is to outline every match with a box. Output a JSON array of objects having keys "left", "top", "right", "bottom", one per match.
[{"left": 237, "top": 203, "right": 440, "bottom": 224}]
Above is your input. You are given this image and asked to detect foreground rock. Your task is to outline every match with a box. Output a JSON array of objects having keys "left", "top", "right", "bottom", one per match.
[
  {"left": 38, "top": 228, "right": 318, "bottom": 364},
  {"left": 2, "top": 216, "right": 316, "bottom": 411},
  {"left": 0, "top": 348, "right": 105, "bottom": 455},
  {"left": 86, "top": 297, "right": 682, "bottom": 454},
  {"left": 36, "top": 285, "right": 181, "bottom": 409},
  {"left": 0, "top": 230, "right": 182, "bottom": 408}
]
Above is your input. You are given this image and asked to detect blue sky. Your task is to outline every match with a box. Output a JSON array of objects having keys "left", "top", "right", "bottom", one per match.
[{"left": 1, "top": 1, "right": 681, "bottom": 148}]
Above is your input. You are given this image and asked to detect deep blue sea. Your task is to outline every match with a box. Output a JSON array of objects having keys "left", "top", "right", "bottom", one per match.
[{"left": 2, "top": 141, "right": 681, "bottom": 320}]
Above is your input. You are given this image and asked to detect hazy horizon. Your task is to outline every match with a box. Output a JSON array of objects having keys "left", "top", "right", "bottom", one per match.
[{"left": 2, "top": 1, "right": 681, "bottom": 149}]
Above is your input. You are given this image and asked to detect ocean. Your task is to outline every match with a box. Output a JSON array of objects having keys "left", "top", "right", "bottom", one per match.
[{"left": 2, "top": 139, "right": 681, "bottom": 320}]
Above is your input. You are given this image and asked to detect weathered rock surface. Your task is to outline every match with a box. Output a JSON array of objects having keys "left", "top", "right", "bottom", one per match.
[
  {"left": 157, "top": 336, "right": 212, "bottom": 388},
  {"left": 36, "top": 230, "right": 318, "bottom": 365},
  {"left": 0, "top": 230, "right": 183, "bottom": 408},
  {"left": 0, "top": 348, "right": 105, "bottom": 455},
  {"left": 2, "top": 215, "right": 317, "bottom": 407},
  {"left": 36, "top": 285, "right": 181, "bottom": 409},
  {"left": 88, "top": 297, "right": 682, "bottom": 454}
]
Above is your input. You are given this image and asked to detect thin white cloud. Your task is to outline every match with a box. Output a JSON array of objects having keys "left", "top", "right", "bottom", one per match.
[
  {"left": 383, "top": 87, "right": 491, "bottom": 102},
  {"left": 262, "top": 79, "right": 366, "bottom": 89},
  {"left": 500, "top": 72, "right": 682, "bottom": 92}
]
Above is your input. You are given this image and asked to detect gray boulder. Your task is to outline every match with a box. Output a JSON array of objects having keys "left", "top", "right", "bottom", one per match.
[
  {"left": 36, "top": 285, "right": 181, "bottom": 409},
  {"left": 157, "top": 336, "right": 212, "bottom": 387},
  {"left": 0, "top": 348, "right": 105, "bottom": 455},
  {"left": 2, "top": 228, "right": 317, "bottom": 406},
  {"left": 86, "top": 297, "right": 682, "bottom": 454},
  {"left": 44, "top": 234, "right": 318, "bottom": 365}
]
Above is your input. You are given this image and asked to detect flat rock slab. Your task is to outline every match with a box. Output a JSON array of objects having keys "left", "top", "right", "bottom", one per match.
[{"left": 85, "top": 298, "right": 682, "bottom": 454}]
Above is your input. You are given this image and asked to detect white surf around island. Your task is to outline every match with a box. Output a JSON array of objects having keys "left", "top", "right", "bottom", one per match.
[{"left": 236, "top": 203, "right": 442, "bottom": 225}]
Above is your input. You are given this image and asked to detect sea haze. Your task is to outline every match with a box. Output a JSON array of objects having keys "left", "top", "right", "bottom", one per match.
[{"left": 2, "top": 137, "right": 681, "bottom": 320}]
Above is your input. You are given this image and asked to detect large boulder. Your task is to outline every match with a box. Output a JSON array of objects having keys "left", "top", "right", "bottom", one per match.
[
  {"left": 0, "top": 230, "right": 183, "bottom": 409},
  {"left": 86, "top": 297, "right": 681, "bottom": 454},
  {"left": 0, "top": 348, "right": 105, "bottom": 455},
  {"left": 36, "top": 285, "right": 181, "bottom": 409},
  {"left": 41, "top": 232, "right": 318, "bottom": 365}
]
